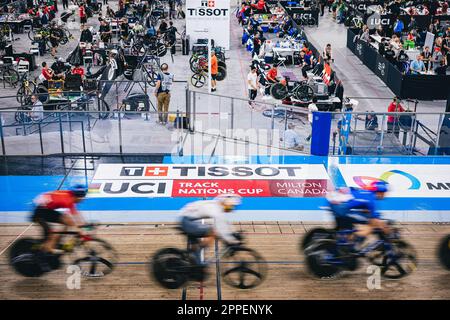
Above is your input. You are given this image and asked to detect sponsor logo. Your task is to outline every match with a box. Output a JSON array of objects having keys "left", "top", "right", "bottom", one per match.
[
  {"left": 377, "top": 62, "right": 385, "bottom": 76},
  {"left": 188, "top": 0, "right": 228, "bottom": 17},
  {"left": 353, "top": 170, "right": 421, "bottom": 190}
]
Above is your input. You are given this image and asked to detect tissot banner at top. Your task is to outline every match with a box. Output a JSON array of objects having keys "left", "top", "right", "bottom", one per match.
[
  {"left": 338, "top": 164, "right": 450, "bottom": 198},
  {"left": 186, "top": 0, "right": 231, "bottom": 50}
]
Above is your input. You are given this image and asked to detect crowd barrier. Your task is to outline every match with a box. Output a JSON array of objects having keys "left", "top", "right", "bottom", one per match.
[{"left": 347, "top": 28, "right": 450, "bottom": 100}]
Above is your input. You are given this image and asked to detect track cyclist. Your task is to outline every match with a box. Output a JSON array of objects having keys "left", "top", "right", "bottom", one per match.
[
  {"left": 326, "top": 180, "right": 391, "bottom": 249},
  {"left": 31, "top": 184, "right": 88, "bottom": 269},
  {"left": 179, "top": 194, "right": 243, "bottom": 267}
]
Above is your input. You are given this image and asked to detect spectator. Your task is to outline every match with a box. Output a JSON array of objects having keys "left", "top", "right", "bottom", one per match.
[
  {"left": 281, "top": 123, "right": 304, "bottom": 151},
  {"left": 306, "top": 97, "right": 318, "bottom": 142},
  {"left": 319, "top": 0, "right": 326, "bottom": 16},
  {"left": 393, "top": 17, "right": 404, "bottom": 36},
  {"left": 79, "top": 3, "right": 87, "bottom": 26},
  {"left": 210, "top": 51, "right": 218, "bottom": 92},
  {"left": 323, "top": 43, "right": 332, "bottom": 62},
  {"left": 435, "top": 59, "right": 447, "bottom": 75},
  {"left": 72, "top": 64, "right": 85, "bottom": 78},
  {"left": 247, "top": 66, "right": 259, "bottom": 107},
  {"left": 49, "top": 22, "right": 60, "bottom": 57},
  {"left": 360, "top": 25, "right": 370, "bottom": 42},
  {"left": 41, "top": 61, "right": 54, "bottom": 83},
  {"left": 155, "top": 63, "right": 174, "bottom": 125},
  {"left": 80, "top": 24, "right": 93, "bottom": 43},
  {"left": 30, "top": 94, "right": 44, "bottom": 122},
  {"left": 158, "top": 19, "right": 168, "bottom": 35},
  {"left": 263, "top": 63, "right": 278, "bottom": 98},
  {"left": 300, "top": 50, "right": 313, "bottom": 79},
  {"left": 410, "top": 54, "right": 425, "bottom": 74},
  {"left": 387, "top": 97, "right": 405, "bottom": 137},
  {"left": 422, "top": 46, "right": 432, "bottom": 71},
  {"left": 432, "top": 46, "right": 446, "bottom": 70},
  {"left": 99, "top": 19, "right": 112, "bottom": 43},
  {"left": 365, "top": 112, "right": 379, "bottom": 131}
]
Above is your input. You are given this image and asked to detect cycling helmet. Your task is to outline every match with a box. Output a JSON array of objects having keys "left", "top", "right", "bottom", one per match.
[
  {"left": 215, "top": 194, "right": 242, "bottom": 211},
  {"left": 365, "top": 180, "right": 389, "bottom": 193},
  {"left": 70, "top": 184, "right": 88, "bottom": 198}
]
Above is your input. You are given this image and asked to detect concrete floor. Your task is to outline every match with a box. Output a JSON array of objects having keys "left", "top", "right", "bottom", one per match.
[{"left": 0, "top": 3, "right": 447, "bottom": 156}]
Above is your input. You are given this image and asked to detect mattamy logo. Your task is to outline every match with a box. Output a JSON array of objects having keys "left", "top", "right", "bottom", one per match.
[
  {"left": 92, "top": 164, "right": 331, "bottom": 180},
  {"left": 338, "top": 164, "right": 450, "bottom": 197}
]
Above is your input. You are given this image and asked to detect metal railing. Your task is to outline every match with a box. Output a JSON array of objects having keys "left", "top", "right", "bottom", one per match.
[{"left": 0, "top": 82, "right": 448, "bottom": 156}]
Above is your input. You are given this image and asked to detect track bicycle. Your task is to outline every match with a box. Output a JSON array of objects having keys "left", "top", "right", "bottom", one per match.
[
  {"left": 9, "top": 223, "right": 118, "bottom": 278},
  {"left": 151, "top": 229, "right": 267, "bottom": 290},
  {"left": 304, "top": 216, "right": 417, "bottom": 279}
]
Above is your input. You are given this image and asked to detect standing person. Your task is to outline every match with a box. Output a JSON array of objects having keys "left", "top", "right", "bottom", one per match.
[
  {"left": 155, "top": 63, "right": 174, "bottom": 125},
  {"left": 49, "top": 22, "right": 60, "bottom": 57},
  {"left": 421, "top": 46, "right": 432, "bottom": 71},
  {"left": 29, "top": 94, "right": 44, "bottom": 122},
  {"left": 103, "top": 0, "right": 108, "bottom": 6},
  {"left": 263, "top": 63, "right": 278, "bottom": 98},
  {"left": 210, "top": 51, "right": 218, "bottom": 92},
  {"left": 319, "top": 0, "right": 326, "bottom": 16},
  {"left": 306, "top": 97, "right": 318, "bottom": 141},
  {"left": 387, "top": 97, "right": 405, "bottom": 138},
  {"left": 323, "top": 43, "right": 332, "bottom": 62},
  {"left": 79, "top": 3, "right": 87, "bottom": 26},
  {"left": 62, "top": 0, "right": 68, "bottom": 10},
  {"left": 247, "top": 66, "right": 259, "bottom": 107}
]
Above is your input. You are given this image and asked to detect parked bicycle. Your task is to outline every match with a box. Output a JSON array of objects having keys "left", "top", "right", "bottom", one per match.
[{"left": 0, "top": 63, "right": 19, "bottom": 87}]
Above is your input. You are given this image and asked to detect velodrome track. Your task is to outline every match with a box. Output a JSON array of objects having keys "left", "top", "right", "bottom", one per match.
[{"left": 0, "top": 222, "right": 449, "bottom": 300}]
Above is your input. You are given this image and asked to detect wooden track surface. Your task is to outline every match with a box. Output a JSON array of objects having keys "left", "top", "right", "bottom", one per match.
[{"left": 0, "top": 222, "right": 449, "bottom": 300}]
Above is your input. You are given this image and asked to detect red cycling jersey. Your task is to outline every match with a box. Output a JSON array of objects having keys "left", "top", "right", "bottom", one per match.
[{"left": 34, "top": 191, "right": 78, "bottom": 215}]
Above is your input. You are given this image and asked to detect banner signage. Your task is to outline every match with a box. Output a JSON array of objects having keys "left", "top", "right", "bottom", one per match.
[
  {"left": 185, "top": 0, "right": 231, "bottom": 50},
  {"left": 89, "top": 164, "right": 333, "bottom": 198}
]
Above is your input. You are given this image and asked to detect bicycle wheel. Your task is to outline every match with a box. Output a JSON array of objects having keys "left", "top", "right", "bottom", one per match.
[
  {"left": 191, "top": 73, "right": 206, "bottom": 88},
  {"left": 221, "top": 246, "right": 267, "bottom": 289},
  {"left": 9, "top": 238, "right": 46, "bottom": 277},
  {"left": 293, "top": 84, "right": 314, "bottom": 102},
  {"left": 157, "top": 44, "right": 167, "bottom": 57},
  {"left": 438, "top": 235, "right": 450, "bottom": 270},
  {"left": 17, "top": 82, "right": 36, "bottom": 104},
  {"left": 71, "top": 239, "right": 117, "bottom": 277},
  {"left": 36, "top": 85, "right": 49, "bottom": 104},
  {"left": 4, "top": 68, "right": 19, "bottom": 86},
  {"left": 216, "top": 66, "right": 227, "bottom": 81},
  {"left": 151, "top": 248, "right": 190, "bottom": 289},
  {"left": 131, "top": 44, "right": 145, "bottom": 56},
  {"left": 270, "top": 83, "right": 288, "bottom": 100},
  {"left": 305, "top": 239, "right": 341, "bottom": 279},
  {"left": 380, "top": 240, "right": 417, "bottom": 279},
  {"left": 144, "top": 68, "right": 158, "bottom": 87},
  {"left": 301, "top": 228, "right": 335, "bottom": 252},
  {"left": 28, "top": 29, "right": 35, "bottom": 41}
]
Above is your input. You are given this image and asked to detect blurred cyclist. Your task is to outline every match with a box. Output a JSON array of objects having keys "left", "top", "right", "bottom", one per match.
[
  {"left": 31, "top": 184, "right": 88, "bottom": 255},
  {"left": 179, "top": 194, "right": 242, "bottom": 266},
  {"left": 326, "top": 181, "right": 390, "bottom": 243}
]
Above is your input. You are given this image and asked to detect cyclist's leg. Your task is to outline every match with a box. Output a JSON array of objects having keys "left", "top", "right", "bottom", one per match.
[
  {"left": 181, "top": 217, "right": 214, "bottom": 265},
  {"left": 31, "top": 207, "right": 62, "bottom": 253}
]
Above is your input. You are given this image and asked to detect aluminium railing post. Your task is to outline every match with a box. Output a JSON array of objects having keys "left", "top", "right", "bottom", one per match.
[
  {"left": 379, "top": 114, "right": 386, "bottom": 154},
  {"left": 118, "top": 108, "right": 124, "bottom": 154},
  {"left": 81, "top": 120, "right": 86, "bottom": 154},
  {"left": 38, "top": 122, "right": 44, "bottom": 155},
  {"left": 58, "top": 112, "right": 65, "bottom": 154},
  {"left": 435, "top": 113, "right": 443, "bottom": 153},
  {"left": 230, "top": 97, "right": 234, "bottom": 132},
  {"left": 192, "top": 90, "right": 196, "bottom": 132},
  {"left": 0, "top": 114, "right": 5, "bottom": 155},
  {"left": 270, "top": 104, "right": 276, "bottom": 146}
]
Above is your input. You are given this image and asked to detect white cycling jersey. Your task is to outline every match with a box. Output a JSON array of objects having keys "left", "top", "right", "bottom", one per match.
[{"left": 180, "top": 200, "right": 236, "bottom": 243}]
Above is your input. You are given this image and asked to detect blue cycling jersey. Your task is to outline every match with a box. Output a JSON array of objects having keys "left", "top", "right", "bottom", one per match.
[{"left": 328, "top": 188, "right": 381, "bottom": 221}]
